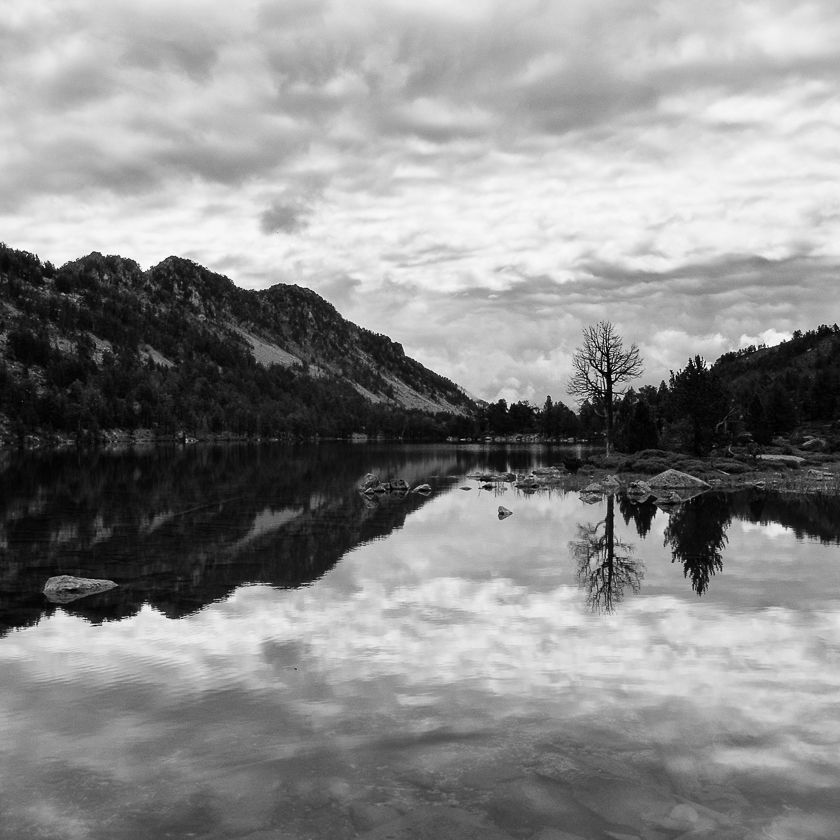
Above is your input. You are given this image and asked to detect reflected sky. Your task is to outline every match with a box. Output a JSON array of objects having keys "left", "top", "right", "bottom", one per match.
[{"left": 1, "top": 449, "right": 840, "bottom": 839}]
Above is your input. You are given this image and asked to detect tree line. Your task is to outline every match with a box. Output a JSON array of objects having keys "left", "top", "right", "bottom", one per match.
[{"left": 477, "top": 320, "right": 840, "bottom": 454}]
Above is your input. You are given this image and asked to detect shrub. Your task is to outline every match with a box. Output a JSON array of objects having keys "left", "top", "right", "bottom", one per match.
[
  {"left": 629, "top": 457, "right": 670, "bottom": 474},
  {"left": 710, "top": 458, "right": 751, "bottom": 474}
]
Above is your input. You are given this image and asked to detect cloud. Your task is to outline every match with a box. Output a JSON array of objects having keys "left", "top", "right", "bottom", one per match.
[
  {"left": 2, "top": 0, "right": 840, "bottom": 400},
  {"left": 260, "top": 198, "right": 313, "bottom": 235}
]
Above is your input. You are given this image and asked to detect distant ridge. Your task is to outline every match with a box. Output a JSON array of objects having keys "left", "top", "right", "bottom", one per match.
[{"left": 0, "top": 243, "right": 476, "bottom": 442}]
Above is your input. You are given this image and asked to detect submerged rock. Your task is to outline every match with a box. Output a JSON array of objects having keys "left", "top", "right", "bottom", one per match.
[{"left": 43, "top": 575, "right": 117, "bottom": 604}]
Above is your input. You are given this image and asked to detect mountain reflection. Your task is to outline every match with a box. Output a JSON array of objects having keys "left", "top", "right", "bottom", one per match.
[
  {"left": 0, "top": 444, "right": 492, "bottom": 636},
  {"left": 663, "top": 493, "right": 731, "bottom": 595},
  {"left": 570, "top": 495, "right": 644, "bottom": 613}
]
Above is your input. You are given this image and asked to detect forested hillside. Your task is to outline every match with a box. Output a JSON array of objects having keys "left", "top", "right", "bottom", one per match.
[{"left": 0, "top": 244, "right": 475, "bottom": 445}]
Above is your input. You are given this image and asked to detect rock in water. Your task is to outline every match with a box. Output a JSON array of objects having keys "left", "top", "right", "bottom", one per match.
[
  {"left": 360, "top": 473, "right": 380, "bottom": 491},
  {"left": 412, "top": 483, "right": 432, "bottom": 495},
  {"left": 498, "top": 506, "right": 513, "bottom": 519},
  {"left": 43, "top": 575, "right": 117, "bottom": 604}
]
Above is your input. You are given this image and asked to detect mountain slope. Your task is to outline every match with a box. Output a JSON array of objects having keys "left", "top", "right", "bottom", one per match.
[
  {"left": 0, "top": 244, "right": 475, "bottom": 442},
  {"left": 712, "top": 324, "right": 840, "bottom": 424}
]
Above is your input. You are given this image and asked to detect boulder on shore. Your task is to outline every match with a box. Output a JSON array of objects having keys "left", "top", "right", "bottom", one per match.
[
  {"left": 655, "top": 490, "right": 684, "bottom": 508},
  {"left": 601, "top": 474, "right": 621, "bottom": 491},
  {"left": 648, "top": 469, "right": 710, "bottom": 490},
  {"left": 756, "top": 453, "right": 805, "bottom": 466},
  {"left": 626, "top": 480, "right": 653, "bottom": 500},
  {"left": 43, "top": 575, "right": 117, "bottom": 605}
]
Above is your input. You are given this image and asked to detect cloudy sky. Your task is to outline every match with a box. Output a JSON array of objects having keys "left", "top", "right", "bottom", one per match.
[{"left": 2, "top": 1, "right": 839, "bottom": 403}]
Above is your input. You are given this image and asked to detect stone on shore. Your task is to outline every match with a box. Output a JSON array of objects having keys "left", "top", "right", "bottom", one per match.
[
  {"left": 655, "top": 490, "right": 684, "bottom": 507},
  {"left": 800, "top": 437, "right": 827, "bottom": 452},
  {"left": 648, "top": 469, "right": 710, "bottom": 490},
  {"left": 43, "top": 575, "right": 117, "bottom": 604},
  {"left": 601, "top": 474, "right": 621, "bottom": 491},
  {"left": 756, "top": 454, "right": 805, "bottom": 466}
]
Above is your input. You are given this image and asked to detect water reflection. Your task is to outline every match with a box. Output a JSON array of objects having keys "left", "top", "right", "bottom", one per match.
[
  {"left": 1, "top": 446, "right": 840, "bottom": 839},
  {"left": 664, "top": 493, "right": 731, "bottom": 595},
  {"left": 0, "top": 443, "right": 587, "bottom": 636},
  {"left": 570, "top": 495, "right": 644, "bottom": 613},
  {"left": 0, "top": 444, "right": 484, "bottom": 635}
]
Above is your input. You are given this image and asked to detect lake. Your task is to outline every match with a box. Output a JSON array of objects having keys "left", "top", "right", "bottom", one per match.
[{"left": 1, "top": 443, "right": 839, "bottom": 840}]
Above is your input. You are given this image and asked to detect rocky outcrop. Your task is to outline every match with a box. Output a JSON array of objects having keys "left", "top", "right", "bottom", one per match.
[{"left": 43, "top": 575, "right": 117, "bottom": 604}]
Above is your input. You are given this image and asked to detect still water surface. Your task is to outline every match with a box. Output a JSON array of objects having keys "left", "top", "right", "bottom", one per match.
[{"left": 1, "top": 444, "right": 839, "bottom": 839}]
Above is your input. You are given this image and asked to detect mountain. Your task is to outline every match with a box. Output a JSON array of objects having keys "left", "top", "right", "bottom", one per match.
[
  {"left": 0, "top": 244, "right": 476, "bottom": 443},
  {"left": 712, "top": 324, "right": 840, "bottom": 426}
]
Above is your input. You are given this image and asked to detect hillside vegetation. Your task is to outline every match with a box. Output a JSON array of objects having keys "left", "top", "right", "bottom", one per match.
[{"left": 0, "top": 244, "right": 475, "bottom": 444}]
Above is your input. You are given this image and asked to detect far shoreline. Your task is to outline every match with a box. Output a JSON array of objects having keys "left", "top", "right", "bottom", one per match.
[{"left": 3, "top": 432, "right": 839, "bottom": 497}]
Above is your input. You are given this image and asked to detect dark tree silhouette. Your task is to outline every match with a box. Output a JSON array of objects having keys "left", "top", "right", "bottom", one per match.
[
  {"left": 568, "top": 321, "right": 643, "bottom": 454},
  {"left": 663, "top": 493, "right": 731, "bottom": 595},
  {"left": 668, "top": 355, "right": 731, "bottom": 454},
  {"left": 570, "top": 495, "right": 644, "bottom": 613}
]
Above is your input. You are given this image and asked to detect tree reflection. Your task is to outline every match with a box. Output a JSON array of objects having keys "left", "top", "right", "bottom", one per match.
[
  {"left": 570, "top": 495, "right": 644, "bottom": 613},
  {"left": 617, "top": 493, "right": 658, "bottom": 538},
  {"left": 663, "top": 493, "right": 731, "bottom": 595}
]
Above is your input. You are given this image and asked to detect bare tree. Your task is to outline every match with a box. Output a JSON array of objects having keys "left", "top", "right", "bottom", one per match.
[{"left": 567, "top": 321, "right": 643, "bottom": 454}]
